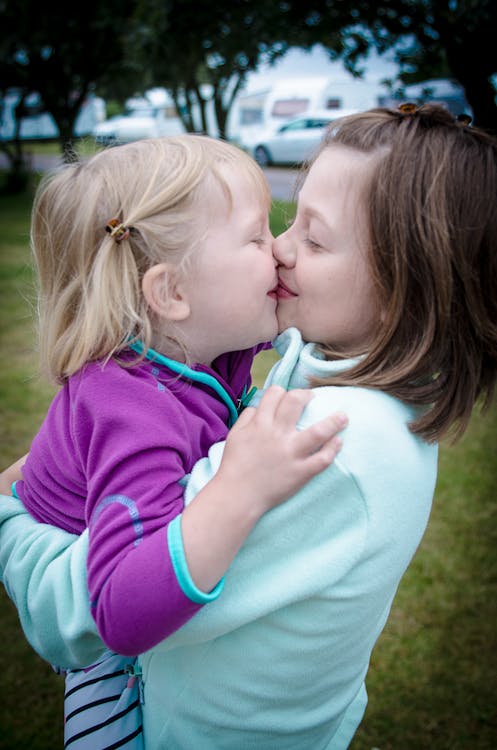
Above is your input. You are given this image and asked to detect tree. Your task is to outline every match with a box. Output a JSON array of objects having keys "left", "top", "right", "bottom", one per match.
[
  {"left": 0, "top": 58, "right": 33, "bottom": 190},
  {"left": 378, "top": 0, "right": 497, "bottom": 130},
  {"left": 286, "top": 1, "right": 497, "bottom": 131},
  {"left": 0, "top": 0, "right": 141, "bottom": 164},
  {"left": 137, "top": 0, "right": 294, "bottom": 139}
]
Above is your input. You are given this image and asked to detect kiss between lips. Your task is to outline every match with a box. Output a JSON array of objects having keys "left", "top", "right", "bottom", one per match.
[{"left": 274, "top": 278, "right": 297, "bottom": 299}]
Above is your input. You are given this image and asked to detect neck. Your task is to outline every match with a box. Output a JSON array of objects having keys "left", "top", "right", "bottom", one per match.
[{"left": 149, "top": 332, "right": 206, "bottom": 367}]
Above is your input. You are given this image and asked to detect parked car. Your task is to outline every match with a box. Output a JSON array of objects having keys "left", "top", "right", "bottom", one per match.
[
  {"left": 93, "top": 107, "right": 183, "bottom": 145},
  {"left": 243, "top": 109, "right": 358, "bottom": 166}
]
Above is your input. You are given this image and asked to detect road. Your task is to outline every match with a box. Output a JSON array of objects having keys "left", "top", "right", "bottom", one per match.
[
  {"left": 0, "top": 151, "right": 299, "bottom": 202},
  {"left": 263, "top": 167, "right": 299, "bottom": 202}
]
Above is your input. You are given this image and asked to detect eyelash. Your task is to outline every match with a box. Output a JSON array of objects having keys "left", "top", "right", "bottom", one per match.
[
  {"left": 304, "top": 237, "right": 321, "bottom": 249},
  {"left": 252, "top": 237, "right": 267, "bottom": 246},
  {"left": 286, "top": 217, "right": 322, "bottom": 250}
]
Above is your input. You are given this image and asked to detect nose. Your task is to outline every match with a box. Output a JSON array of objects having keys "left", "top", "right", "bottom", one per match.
[{"left": 272, "top": 228, "right": 295, "bottom": 268}]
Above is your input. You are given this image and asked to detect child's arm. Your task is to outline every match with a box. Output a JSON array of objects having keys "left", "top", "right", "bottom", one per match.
[
  {"left": 0, "top": 387, "right": 345, "bottom": 666},
  {"left": 0, "top": 495, "right": 104, "bottom": 669},
  {"left": 89, "top": 385, "right": 346, "bottom": 655}
]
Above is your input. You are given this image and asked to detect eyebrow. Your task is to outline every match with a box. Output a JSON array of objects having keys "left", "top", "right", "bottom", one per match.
[
  {"left": 244, "top": 209, "right": 267, "bottom": 232},
  {"left": 301, "top": 205, "right": 330, "bottom": 227}
]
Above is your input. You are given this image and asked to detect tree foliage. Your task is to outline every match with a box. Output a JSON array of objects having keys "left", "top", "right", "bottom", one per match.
[
  {"left": 134, "top": 0, "right": 297, "bottom": 138},
  {"left": 137, "top": 0, "right": 496, "bottom": 134},
  {"left": 0, "top": 0, "right": 496, "bottom": 187},
  {"left": 0, "top": 0, "right": 140, "bottom": 162},
  {"left": 288, "top": 1, "right": 497, "bottom": 130}
]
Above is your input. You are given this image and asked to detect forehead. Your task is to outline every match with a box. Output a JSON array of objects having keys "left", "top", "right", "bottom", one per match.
[
  {"left": 301, "top": 146, "right": 374, "bottom": 215},
  {"left": 208, "top": 162, "right": 271, "bottom": 218}
]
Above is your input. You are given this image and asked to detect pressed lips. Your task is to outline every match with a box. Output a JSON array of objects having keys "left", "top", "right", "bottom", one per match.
[
  {"left": 268, "top": 278, "right": 279, "bottom": 300},
  {"left": 276, "top": 277, "right": 297, "bottom": 299}
]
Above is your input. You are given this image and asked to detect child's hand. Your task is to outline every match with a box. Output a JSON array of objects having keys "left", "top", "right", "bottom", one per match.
[
  {"left": 181, "top": 387, "right": 347, "bottom": 593},
  {"left": 219, "top": 385, "right": 347, "bottom": 514}
]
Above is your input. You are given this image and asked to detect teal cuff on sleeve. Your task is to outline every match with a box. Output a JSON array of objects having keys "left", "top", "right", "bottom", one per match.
[
  {"left": 11, "top": 481, "right": 19, "bottom": 499},
  {"left": 167, "top": 514, "right": 224, "bottom": 604}
]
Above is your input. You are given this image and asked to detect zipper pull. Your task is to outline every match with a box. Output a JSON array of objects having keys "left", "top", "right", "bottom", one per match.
[{"left": 237, "top": 386, "right": 258, "bottom": 413}]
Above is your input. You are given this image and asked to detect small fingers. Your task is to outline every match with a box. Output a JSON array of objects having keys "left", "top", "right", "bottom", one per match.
[
  {"left": 296, "top": 412, "right": 348, "bottom": 456},
  {"left": 272, "top": 388, "right": 315, "bottom": 429},
  {"left": 232, "top": 405, "right": 257, "bottom": 429},
  {"left": 299, "top": 434, "right": 344, "bottom": 479},
  {"left": 253, "top": 385, "right": 313, "bottom": 428},
  {"left": 231, "top": 387, "right": 286, "bottom": 434},
  {"left": 254, "top": 384, "right": 287, "bottom": 419}
]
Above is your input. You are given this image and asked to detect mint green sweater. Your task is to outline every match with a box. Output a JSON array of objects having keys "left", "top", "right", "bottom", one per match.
[{"left": 0, "top": 328, "right": 437, "bottom": 749}]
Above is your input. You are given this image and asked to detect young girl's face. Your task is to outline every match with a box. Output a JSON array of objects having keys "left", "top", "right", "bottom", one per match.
[
  {"left": 179, "top": 165, "right": 278, "bottom": 364},
  {"left": 273, "top": 145, "right": 379, "bottom": 351}
]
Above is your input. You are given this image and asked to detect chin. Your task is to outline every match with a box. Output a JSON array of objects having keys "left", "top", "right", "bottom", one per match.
[
  {"left": 276, "top": 314, "right": 289, "bottom": 334},
  {"left": 265, "top": 320, "right": 279, "bottom": 340}
]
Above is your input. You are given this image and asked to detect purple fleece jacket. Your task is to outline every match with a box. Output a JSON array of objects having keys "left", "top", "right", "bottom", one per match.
[{"left": 17, "top": 345, "right": 262, "bottom": 656}]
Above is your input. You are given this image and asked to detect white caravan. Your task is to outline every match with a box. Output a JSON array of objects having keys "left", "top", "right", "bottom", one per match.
[{"left": 230, "top": 75, "right": 387, "bottom": 146}]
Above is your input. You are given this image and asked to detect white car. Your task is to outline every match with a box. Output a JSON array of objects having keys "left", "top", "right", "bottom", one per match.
[
  {"left": 93, "top": 107, "right": 183, "bottom": 145},
  {"left": 245, "top": 110, "right": 358, "bottom": 166}
]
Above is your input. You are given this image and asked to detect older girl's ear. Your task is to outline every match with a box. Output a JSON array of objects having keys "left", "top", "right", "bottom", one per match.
[{"left": 142, "top": 263, "right": 191, "bottom": 322}]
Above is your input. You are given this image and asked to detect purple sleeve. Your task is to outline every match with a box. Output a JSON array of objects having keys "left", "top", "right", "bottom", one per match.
[{"left": 75, "top": 372, "right": 205, "bottom": 656}]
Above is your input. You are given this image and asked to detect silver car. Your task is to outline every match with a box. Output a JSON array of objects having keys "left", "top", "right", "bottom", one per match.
[
  {"left": 93, "top": 107, "right": 183, "bottom": 146},
  {"left": 247, "top": 109, "right": 359, "bottom": 166}
]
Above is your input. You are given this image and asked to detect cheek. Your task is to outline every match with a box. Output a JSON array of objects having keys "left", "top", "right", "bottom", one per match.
[{"left": 348, "top": 276, "right": 379, "bottom": 340}]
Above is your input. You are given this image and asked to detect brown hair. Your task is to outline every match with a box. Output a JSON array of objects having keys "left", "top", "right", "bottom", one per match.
[{"left": 309, "top": 104, "right": 497, "bottom": 442}]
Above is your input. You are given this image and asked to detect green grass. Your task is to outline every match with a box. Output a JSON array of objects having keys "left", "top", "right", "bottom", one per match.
[
  {"left": 0, "top": 184, "right": 64, "bottom": 749},
  {"left": 11, "top": 137, "right": 102, "bottom": 158},
  {"left": 351, "top": 407, "right": 497, "bottom": 750},
  {"left": 1, "top": 189, "right": 496, "bottom": 748}
]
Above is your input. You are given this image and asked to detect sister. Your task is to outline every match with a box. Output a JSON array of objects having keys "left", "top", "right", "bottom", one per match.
[{"left": 1, "top": 104, "right": 497, "bottom": 748}]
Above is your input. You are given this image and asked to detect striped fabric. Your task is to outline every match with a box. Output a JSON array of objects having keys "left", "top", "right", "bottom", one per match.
[{"left": 64, "top": 653, "right": 143, "bottom": 750}]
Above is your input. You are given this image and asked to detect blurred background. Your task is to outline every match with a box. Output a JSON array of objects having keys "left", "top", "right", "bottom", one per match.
[
  {"left": 1, "top": 2, "right": 496, "bottom": 748},
  {"left": 2, "top": 0, "right": 496, "bottom": 186}
]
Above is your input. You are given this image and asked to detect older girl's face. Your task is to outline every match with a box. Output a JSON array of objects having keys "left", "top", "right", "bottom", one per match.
[{"left": 273, "top": 145, "right": 379, "bottom": 351}]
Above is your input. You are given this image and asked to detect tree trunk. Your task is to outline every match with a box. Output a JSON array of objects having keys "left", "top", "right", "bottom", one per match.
[
  {"left": 1, "top": 93, "right": 31, "bottom": 192},
  {"left": 213, "top": 84, "right": 227, "bottom": 140},
  {"left": 0, "top": 142, "right": 31, "bottom": 193},
  {"left": 60, "top": 133, "right": 79, "bottom": 164},
  {"left": 47, "top": 109, "right": 79, "bottom": 163},
  {"left": 186, "top": 88, "right": 200, "bottom": 132},
  {"left": 192, "top": 83, "right": 209, "bottom": 134},
  {"left": 213, "top": 73, "right": 245, "bottom": 141},
  {"left": 170, "top": 88, "right": 195, "bottom": 133}
]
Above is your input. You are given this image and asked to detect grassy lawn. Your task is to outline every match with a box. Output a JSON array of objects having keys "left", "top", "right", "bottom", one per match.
[
  {"left": 0, "top": 187, "right": 496, "bottom": 748},
  {"left": 12, "top": 137, "right": 102, "bottom": 158}
]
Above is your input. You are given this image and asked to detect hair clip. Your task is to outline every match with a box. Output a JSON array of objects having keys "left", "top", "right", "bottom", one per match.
[
  {"left": 456, "top": 113, "right": 472, "bottom": 126},
  {"left": 398, "top": 102, "right": 418, "bottom": 115},
  {"left": 105, "top": 218, "right": 130, "bottom": 243}
]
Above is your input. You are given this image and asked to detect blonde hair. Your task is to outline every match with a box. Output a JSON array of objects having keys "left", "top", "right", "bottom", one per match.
[
  {"left": 307, "top": 104, "right": 497, "bottom": 442},
  {"left": 31, "top": 135, "right": 270, "bottom": 382}
]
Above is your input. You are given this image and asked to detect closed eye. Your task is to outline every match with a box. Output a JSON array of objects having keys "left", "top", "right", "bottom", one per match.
[{"left": 304, "top": 237, "right": 321, "bottom": 249}]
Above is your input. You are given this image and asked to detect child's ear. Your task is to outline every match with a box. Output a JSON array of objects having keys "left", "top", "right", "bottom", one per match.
[{"left": 142, "top": 263, "right": 191, "bottom": 321}]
